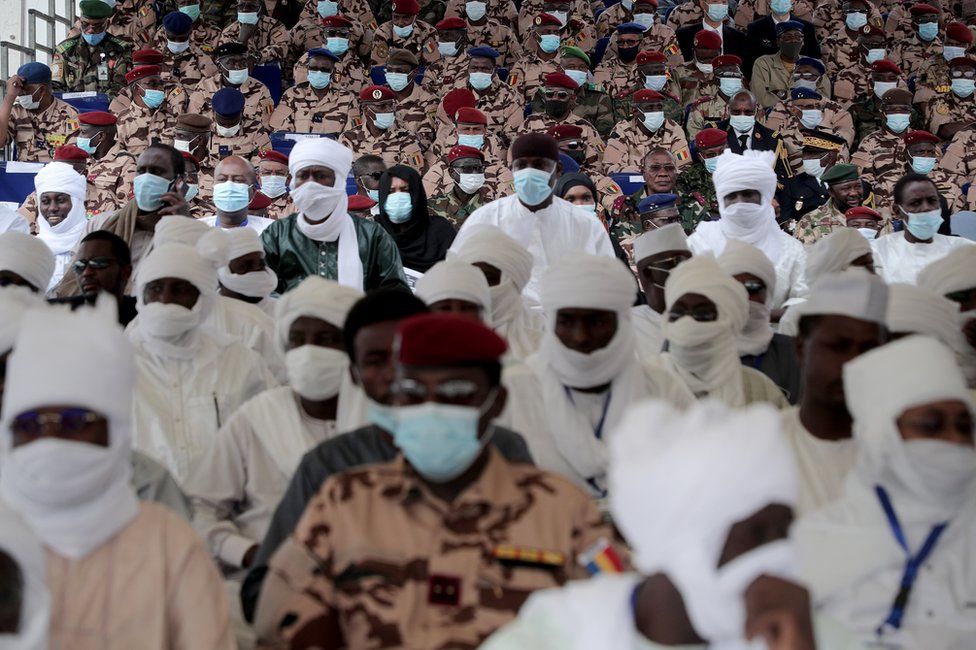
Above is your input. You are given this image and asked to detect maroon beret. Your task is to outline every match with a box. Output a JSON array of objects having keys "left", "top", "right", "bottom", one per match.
[
  {"left": 359, "top": 84, "right": 396, "bottom": 101},
  {"left": 442, "top": 88, "right": 477, "bottom": 120},
  {"left": 455, "top": 106, "right": 487, "bottom": 124},
  {"left": 125, "top": 65, "right": 161, "bottom": 85},
  {"left": 54, "top": 144, "right": 89, "bottom": 161},
  {"left": 544, "top": 72, "right": 579, "bottom": 90},
  {"left": 903, "top": 129, "right": 940, "bottom": 146},
  {"left": 636, "top": 50, "right": 667, "bottom": 64},
  {"left": 78, "top": 110, "right": 117, "bottom": 126},
  {"left": 249, "top": 191, "right": 272, "bottom": 210},
  {"left": 392, "top": 0, "right": 420, "bottom": 14},
  {"left": 435, "top": 16, "right": 466, "bottom": 30},
  {"left": 396, "top": 313, "right": 507, "bottom": 366},
  {"left": 534, "top": 12, "right": 562, "bottom": 27},
  {"left": 259, "top": 149, "right": 288, "bottom": 165},
  {"left": 321, "top": 15, "right": 352, "bottom": 27},
  {"left": 946, "top": 21, "right": 974, "bottom": 43},
  {"left": 909, "top": 3, "right": 940, "bottom": 14},
  {"left": 132, "top": 48, "right": 165, "bottom": 65},
  {"left": 694, "top": 30, "right": 722, "bottom": 49},
  {"left": 546, "top": 123, "right": 584, "bottom": 139},
  {"left": 632, "top": 89, "right": 665, "bottom": 102},
  {"left": 448, "top": 145, "right": 485, "bottom": 162},
  {"left": 695, "top": 127, "right": 728, "bottom": 149},
  {"left": 871, "top": 59, "right": 902, "bottom": 74},
  {"left": 348, "top": 194, "right": 377, "bottom": 210},
  {"left": 845, "top": 206, "right": 883, "bottom": 221}
]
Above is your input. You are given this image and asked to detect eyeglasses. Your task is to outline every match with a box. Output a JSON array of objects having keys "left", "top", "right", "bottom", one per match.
[
  {"left": 392, "top": 377, "right": 482, "bottom": 404},
  {"left": 668, "top": 307, "right": 718, "bottom": 322},
  {"left": 742, "top": 280, "right": 766, "bottom": 294},
  {"left": 72, "top": 256, "right": 118, "bottom": 273},
  {"left": 357, "top": 171, "right": 384, "bottom": 182},
  {"left": 646, "top": 164, "right": 677, "bottom": 174},
  {"left": 11, "top": 408, "right": 106, "bottom": 437},
  {"left": 544, "top": 90, "right": 573, "bottom": 100}
]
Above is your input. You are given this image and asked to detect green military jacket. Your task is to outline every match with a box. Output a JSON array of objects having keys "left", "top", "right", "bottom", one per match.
[
  {"left": 261, "top": 213, "right": 408, "bottom": 293},
  {"left": 52, "top": 34, "right": 132, "bottom": 95},
  {"left": 428, "top": 187, "right": 489, "bottom": 229},
  {"left": 675, "top": 162, "right": 717, "bottom": 232}
]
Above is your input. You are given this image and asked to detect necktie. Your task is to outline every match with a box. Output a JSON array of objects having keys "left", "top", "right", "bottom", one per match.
[{"left": 739, "top": 134, "right": 748, "bottom": 150}]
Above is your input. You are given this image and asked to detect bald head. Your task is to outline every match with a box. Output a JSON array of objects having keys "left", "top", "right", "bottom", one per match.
[
  {"left": 213, "top": 155, "right": 256, "bottom": 221},
  {"left": 214, "top": 155, "right": 257, "bottom": 185}
]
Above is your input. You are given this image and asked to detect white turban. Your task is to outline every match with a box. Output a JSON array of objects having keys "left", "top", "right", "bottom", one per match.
[
  {"left": 540, "top": 253, "right": 636, "bottom": 315},
  {"left": 451, "top": 225, "right": 533, "bottom": 292},
  {"left": 886, "top": 284, "right": 964, "bottom": 348},
  {"left": 153, "top": 215, "right": 212, "bottom": 247},
  {"left": 610, "top": 398, "right": 797, "bottom": 643},
  {"left": 794, "top": 268, "right": 888, "bottom": 325},
  {"left": 713, "top": 150, "right": 778, "bottom": 205},
  {"left": 415, "top": 259, "right": 491, "bottom": 314},
  {"left": 917, "top": 245, "right": 976, "bottom": 296},
  {"left": 0, "top": 504, "right": 49, "bottom": 649},
  {"left": 1, "top": 299, "right": 139, "bottom": 559},
  {"left": 0, "top": 206, "right": 30, "bottom": 235},
  {"left": 709, "top": 150, "right": 784, "bottom": 263},
  {"left": 274, "top": 275, "right": 363, "bottom": 352},
  {"left": 805, "top": 228, "right": 873, "bottom": 286},
  {"left": 222, "top": 226, "right": 264, "bottom": 261},
  {"left": 633, "top": 223, "right": 689, "bottom": 264},
  {"left": 665, "top": 253, "right": 749, "bottom": 333},
  {"left": 33, "top": 161, "right": 87, "bottom": 256},
  {"left": 135, "top": 229, "right": 230, "bottom": 313},
  {"left": 0, "top": 232, "right": 55, "bottom": 292},
  {"left": 288, "top": 137, "right": 354, "bottom": 180},
  {"left": 0, "top": 287, "right": 44, "bottom": 355},
  {"left": 716, "top": 239, "right": 776, "bottom": 299}
]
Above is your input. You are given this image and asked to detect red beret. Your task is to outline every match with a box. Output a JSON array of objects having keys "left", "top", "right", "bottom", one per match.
[
  {"left": 391, "top": 0, "right": 420, "bottom": 14},
  {"left": 78, "top": 110, "right": 117, "bottom": 126},
  {"left": 910, "top": 3, "right": 939, "bottom": 14},
  {"left": 455, "top": 106, "right": 487, "bottom": 124},
  {"left": 845, "top": 206, "right": 883, "bottom": 221},
  {"left": 695, "top": 127, "right": 728, "bottom": 149},
  {"left": 448, "top": 145, "right": 485, "bottom": 162},
  {"left": 321, "top": 15, "right": 352, "bottom": 27},
  {"left": 249, "top": 191, "right": 272, "bottom": 210},
  {"left": 871, "top": 59, "right": 902, "bottom": 74},
  {"left": 632, "top": 89, "right": 665, "bottom": 102},
  {"left": 132, "top": 48, "right": 165, "bottom": 65},
  {"left": 534, "top": 12, "right": 562, "bottom": 27},
  {"left": 949, "top": 56, "right": 976, "bottom": 68},
  {"left": 443, "top": 88, "right": 477, "bottom": 120},
  {"left": 396, "top": 313, "right": 507, "bottom": 366},
  {"left": 544, "top": 72, "right": 579, "bottom": 90},
  {"left": 903, "top": 129, "right": 940, "bottom": 146},
  {"left": 54, "top": 144, "right": 89, "bottom": 161},
  {"left": 711, "top": 54, "right": 742, "bottom": 68},
  {"left": 636, "top": 50, "right": 666, "bottom": 65},
  {"left": 546, "top": 123, "right": 584, "bottom": 139},
  {"left": 860, "top": 23, "right": 883, "bottom": 37},
  {"left": 435, "top": 16, "right": 466, "bottom": 29},
  {"left": 946, "top": 21, "right": 974, "bottom": 43},
  {"left": 125, "top": 65, "right": 161, "bottom": 85},
  {"left": 181, "top": 151, "right": 200, "bottom": 168},
  {"left": 348, "top": 194, "right": 377, "bottom": 210},
  {"left": 548, "top": 0, "right": 571, "bottom": 4},
  {"left": 259, "top": 149, "right": 288, "bottom": 165},
  {"left": 359, "top": 84, "right": 396, "bottom": 101},
  {"left": 694, "top": 30, "right": 722, "bottom": 49}
]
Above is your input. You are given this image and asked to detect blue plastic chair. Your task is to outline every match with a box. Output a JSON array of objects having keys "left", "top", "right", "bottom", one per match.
[
  {"left": 251, "top": 63, "right": 283, "bottom": 105},
  {"left": 609, "top": 171, "right": 646, "bottom": 196},
  {"left": 270, "top": 131, "right": 337, "bottom": 156},
  {"left": 345, "top": 173, "right": 358, "bottom": 196},
  {"left": 0, "top": 162, "right": 42, "bottom": 206},
  {"left": 54, "top": 92, "right": 110, "bottom": 113},
  {"left": 592, "top": 37, "right": 611, "bottom": 69}
]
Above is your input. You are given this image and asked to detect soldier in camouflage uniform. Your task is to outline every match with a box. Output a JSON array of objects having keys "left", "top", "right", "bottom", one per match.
[
  {"left": 832, "top": 24, "right": 892, "bottom": 106},
  {"left": 939, "top": 124, "right": 976, "bottom": 206},
  {"left": 517, "top": 0, "right": 592, "bottom": 35},
  {"left": 666, "top": 0, "right": 706, "bottom": 29},
  {"left": 594, "top": 22, "right": 681, "bottom": 100},
  {"left": 849, "top": 82, "right": 923, "bottom": 155},
  {"left": 218, "top": 0, "right": 290, "bottom": 64},
  {"left": 291, "top": 16, "right": 372, "bottom": 92},
  {"left": 603, "top": 50, "right": 683, "bottom": 124},
  {"left": 765, "top": 88, "right": 854, "bottom": 170},
  {"left": 75, "top": 111, "right": 137, "bottom": 212},
  {"left": 812, "top": 0, "right": 882, "bottom": 41},
  {"left": 671, "top": 29, "right": 721, "bottom": 106},
  {"left": 793, "top": 163, "right": 866, "bottom": 244},
  {"left": 173, "top": 113, "right": 216, "bottom": 208},
  {"left": 686, "top": 54, "right": 748, "bottom": 137},
  {"left": 520, "top": 0, "right": 596, "bottom": 51},
  {"left": 295, "top": 0, "right": 378, "bottom": 33},
  {"left": 507, "top": 13, "right": 563, "bottom": 103},
  {"left": 422, "top": 18, "right": 471, "bottom": 88},
  {"left": 914, "top": 22, "right": 973, "bottom": 116},
  {"left": 527, "top": 47, "right": 616, "bottom": 138},
  {"left": 853, "top": 88, "right": 927, "bottom": 175},
  {"left": 52, "top": 0, "right": 133, "bottom": 95},
  {"left": 253, "top": 316, "right": 621, "bottom": 649},
  {"left": 376, "top": 0, "right": 447, "bottom": 27},
  {"left": 462, "top": 9, "right": 523, "bottom": 70},
  {"left": 289, "top": 9, "right": 374, "bottom": 73},
  {"left": 153, "top": 12, "right": 219, "bottom": 89},
  {"left": 675, "top": 127, "right": 726, "bottom": 232},
  {"left": 371, "top": 0, "right": 440, "bottom": 66},
  {"left": 0, "top": 62, "right": 79, "bottom": 163},
  {"left": 271, "top": 48, "right": 355, "bottom": 136},
  {"left": 424, "top": 107, "right": 510, "bottom": 195},
  {"left": 385, "top": 49, "right": 440, "bottom": 149},
  {"left": 441, "top": 49, "right": 525, "bottom": 146},
  {"left": 340, "top": 84, "right": 427, "bottom": 171},
  {"left": 548, "top": 124, "right": 623, "bottom": 215},
  {"left": 871, "top": 129, "right": 959, "bottom": 216},
  {"left": 818, "top": 0, "right": 878, "bottom": 77},
  {"left": 929, "top": 57, "right": 976, "bottom": 140},
  {"left": 187, "top": 42, "right": 275, "bottom": 130},
  {"left": 208, "top": 87, "right": 273, "bottom": 165},
  {"left": 115, "top": 65, "right": 188, "bottom": 152},
  {"left": 149, "top": 2, "right": 223, "bottom": 54},
  {"left": 519, "top": 73, "right": 605, "bottom": 171},
  {"left": 255, "top": 150, "right": 295, "bottom": 220},
  {"left": 445, "top": 0, "right": 519, "bottom": 28},
  {"left": 889, "top": 4, "right": 942, "bottom": 77},
  {"left": 427, "top": 145, "right": 494, "bottom": 227},
  {"left": 604, "top": 89, "right": 691, "bottom": 171}
]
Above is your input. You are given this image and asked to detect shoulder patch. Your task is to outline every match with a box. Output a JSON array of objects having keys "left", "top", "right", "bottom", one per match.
[
  {"left": 674, "top": 147, "right": 690, "bottom": 162},
  {"left": 169, "top": 86, "right": 183, "bottom": 96}
]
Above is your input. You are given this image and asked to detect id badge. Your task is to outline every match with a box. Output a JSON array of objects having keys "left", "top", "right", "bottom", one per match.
[{"left": 97, "top": 63, "right": 109, "bottom": 81}]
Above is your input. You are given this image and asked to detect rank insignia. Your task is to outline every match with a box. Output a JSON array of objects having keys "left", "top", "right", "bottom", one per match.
[
  {"left": 427, "top": 574, "right": 461, "bottom": 606},
  {"left": 578, "top": 538, "right": 624, "bottom": 576},
  {"left": 372, "top": 89, "right": 384, "bottom": 99},
  {"left": 492, "top": 545, "right": 566, "bottom": 568}
]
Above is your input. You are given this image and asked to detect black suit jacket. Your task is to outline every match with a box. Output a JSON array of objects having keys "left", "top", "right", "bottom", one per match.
[
  {"left": 743, "top": 15, "right": 821, "bottom": 76},
  {"left": 776, "top": 172, "right": 829, "bottom": 226},
  {"left": 717, "top": 119, "right": 794, "bottom": 180},
  {"left": 676, "top": 23, "right": 749, "bottom": 69}
]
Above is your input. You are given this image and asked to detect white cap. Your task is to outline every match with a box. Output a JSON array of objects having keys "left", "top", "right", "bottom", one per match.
[{"left": 633, "top": 223, "right": 689, "bottom": 263}]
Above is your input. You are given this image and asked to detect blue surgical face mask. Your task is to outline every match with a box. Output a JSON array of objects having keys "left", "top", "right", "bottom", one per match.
[
  {"left": 874, "top": 80, "right": 897, "bottom": 98},
  {"left": 944, "top": 45, "right": 966, "bottom": 61},
  {"left": 260, "top": 174, "right": 288, "bottom": 198},
  {"left": 845, "top": 11, "right": 868, "bottom": 30},
  {"left": 800, "top": 108, "right": 823, "bottom": 129},
  {"left": 384, "top": 191, "right": 413, "bottom": 223},
  {"left": 367, "top": 188, "right": 380, "bottom": 201},
  {"left": 902, "top": 207, "right": 943, "bottom": 240},
  {"left": 372, "top": 111, "right": 395, "bottom": 130},
  {"left": 184, "top": 183, "right": 199, "bottom": 202},
  {"left": 469, "top": 71, "right": 492, "bottom": 90},
  {"left": 633, "top": 12, "right": 654, "bottom": 29},
  {"left": 513, "top": 167, "right": 554, "bottom": 206},
  {"left": 179, "top": 3, "right": 201, "bottom": 20},
  {"left": 706, "top": 3, "right": 728, "bottom": 21},
  {"left": 386, "top": 71, "right": 410, "bottom": 91},
  {"left": 770, "top": 0, "right": 791, "bottom": 13},
  {"left": 621, "top": 0, "right": 633, "bottom": 9},
  {"left": 642, "top": 110, "right": 665, "bottom": 131},
  {"left": 458, "top": 133, "right": 484, "bottom": 149},
  {"left": 952, "top": 78, "right": 976, "bottom": 97},
  {"left": 565, "top": 69, "right": 588, "bottom": 87},
  {"left": 918, "top": 21, "right": 939, "bottom": 42},
  {"left": 317, "top": 0, "right": 338, "bottom": 17},
  {"left": 886, "top": 112, "right": 910, "bottom": 133},
  {"left": 730, "top": 114, "right": 756, "bottom": 133},
  {"left": 238, "top": 11, "right": 259, "bottom": 24},
  {"left": 793, "top": 78, "right": 817, "bottom": 90},
  {"left": 704, "top": 156, "right": 719, "bottom": 173},
  {"left": 910, "top": 155, "right": 937, "bottom": 175},
  {"left": 82, "top": 31, "right": 106, "bottom": 46},
  {"left": 438, "top": 41, "right": 458, "bottom": 56},
  {"left": 393, "top": 23, "right": 414, "bottom": 38},
  {"left": 76, "top": 134, "right": 99, "bottom": 154},
  {"left": 307, "top": 70, "right": 332, "bottom": 89},
  {"left": 644, "top": 74, "right": 667, "bottom": 91},
  {"left": 226, "top": 68, "right": 249, "bottom": 85},
  {"left": 133, "top": 172, "right": 172, "bottom": 212},
  {"left": 167, "top": 39, "right": 190, "bottom": 54},
  {"left": 366, "top": 397, "right": 397, "bottom": 432},
  {"left": 141, "top": 88, "right": 166, "bottom": 109},
  {"left": 539, "top": 34, "right": 561, "bottom": 53},
  {"left": 326, "top": 36, "right": 349, "bottom": 55},
  {"left": 465, "top": 0, "right": 487, "bottom": 21},
  {"left": 213, "top": 180, "right": 252, "bottom": 212},
  {"left": 865, "top": 48, "right": 886, "bottom": 64},
  {"left": 719, "top": 76, "right": 743, "bottom": 96}
]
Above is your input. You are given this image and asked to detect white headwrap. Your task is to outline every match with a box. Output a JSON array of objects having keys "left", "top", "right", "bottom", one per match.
[
  {"left": 917, "top": 245, "right": 976, "bottom": 295},
  {"left": 287, "top": 138, "right": 362, "bottom": 291},
  {"left": 273, "top": 275, "right": 363, "bottom": 352},
  {"left": 153, "top": 215, "right": 212, "bottom": 247},
  {"left": 662, "top": 254, "right": 750, "bottom": 405},
  {"left": 0, "top": 504, "right": 49, "bottom": 649},
  {"left": 0, "top": 288, "right": 44, "bottom": 355},
  {"left": 709, "top": 150, "right": 784, "bottom": 263},
  {"left": 216, "top": 227, "right": 278, "bottom": 299},
  {"left": 610, "top": 398, "right": 798, "bottom": 646},
  {"left": 805, "top": 228, "right": 873, "bottom": 286},
  {"left": 0, "top": 206, "right": 30, "bottom": 235},
  {"left": 0, "top": 299, "right": 140, "bottom": 559},
  {"left": 794, "top": 268, "right": 888, "bottom": 325},
  {"left": 713, "top": 150, "right": 778, "bottom": 204},
  {"left": 886, "top": 284, "right": 966, "bottom": 351},
  {"left": 223, "top": 226, "right": 264, "bottom": 260},
  {"left": 415, "top": 259, "right": 491, "bottom": 316},
  {"left": 633, "top": 223, "right": 689, "bottom": 263},
  {"left": 0, "top": 233, "right": 55, "bottom": 293},
  {"left": 33, "top": 161, "right": 87, "bottom": 257},
  {"left": 718, "top": 240, "right": 776, "bottom": 356}
]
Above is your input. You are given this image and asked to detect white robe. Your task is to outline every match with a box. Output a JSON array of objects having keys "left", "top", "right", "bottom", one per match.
[
  {"left": 201, "top": 214, "right": 274, "bottom": 234},
  {"left": 871, "top": 231, "right": 975, "bottom": 285},
  {"left": 631, "top": 305, "right": 664, "bottom": 363},
  {"left": 780, "top": 407, "right": 859, "bottom": 516},
  {"left": 688, "top": 222, "right": 809, "bottom": 309},
  {"left": 449, "top": 195, "right": 616, "bottom": 307}
]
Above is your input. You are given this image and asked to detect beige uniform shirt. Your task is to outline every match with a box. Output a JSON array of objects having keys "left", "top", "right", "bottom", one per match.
[
  {"left": 269, "top": 83, "right": 356, "bottom": 135},
  {"left": 188, "top": 76, "right": 275, "bottom": 130},
  {"left": 219, "top": 15, "right": 290, "bottom": 64},
  {"left": 6, "top": 98, "right": 79, "bottom": 162},
  {"left": 339, "top": 120, "right": 427, "bottom": 171},
  {"left": 750, "top": 53, "right": 832, "bottom": 109},
  {"left": 604, "top": 117, "right": 690, "bottom": 171},
  {"left": 115, "top": 87, "right": 188, "bottom": 151}
]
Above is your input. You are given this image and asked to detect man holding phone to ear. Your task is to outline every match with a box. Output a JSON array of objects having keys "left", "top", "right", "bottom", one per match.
[{"left": 53, "top": 142, "right": 190, "bottom": 297}]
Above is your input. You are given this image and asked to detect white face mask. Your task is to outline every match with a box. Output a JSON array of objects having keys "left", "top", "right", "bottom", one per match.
[
  {"left": 167, "top": 39, "right": 190, "bottom": 54},
  {"left": 285, "top": 345, "right": 348, "bottom": 400},
  {"left": 138, "top": 301, "right": 203, "bottom": 338},
  {"left": 457, "top": 172, "right": 486, "bottom": 194},
  {"left": 291, "top": 180, "right": 344, "bottom": 223},
  {"left": 802, "top": 156, "right": 825, "bottom": 179},
  {"left": 14, "top": 88, "right": 40, "bottom": 110},
  {"left": 736, "top": 300, "right": 773, "bottom": 356},
  {"left": 215, "top": 122, "right": 241, "bottom": 137},
  {"left": 902, "top": 438, "right": 976, "bottom": 512},
  {"left": 217, "top": 266, "right": 278, "bottom": 298},
  {"left": 696, "top": 61, "right": 714, "bottom": 74},
  {"left": 857, "top": 226, "right": 879, "bottom": 240}
]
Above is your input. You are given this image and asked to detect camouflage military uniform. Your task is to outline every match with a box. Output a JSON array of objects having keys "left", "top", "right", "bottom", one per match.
[
  {"left": 376, "top": 0, "right": 447, "bottom": 26},
  {"left": 423, "top": 53, "right": 469, "bottom": 91},
  {"left": 442, "top": 78, "right": 526, "bottom": 145},
  {"left": 264, "top": 194, "right": 295, "bottom": 221},
  {"left": 733, "top": 0, "right": 815, "bottom": 29},
  {"left": 149, "top": 20, "right": 223, "bottom": 55},
  {"left": 765, "top": 101, "right": 854, "bottom": 167},
  {"left": 507, "top": 50, "right": 561, "bottom": 104},
  {"left": 105, "top": 0, "right": 157, "bottom": 46},
  {"left": 294, "top": 0, "right": 378, "bottom": 32},
  {"left": 818, "top": 30, "right": 861, "bottom": 78},
  {"left": 422, "top": 158, "right": 512, "bottom": 200},
  {"left": 292, "top": 51, "right": 371, "bottom": 94},
  {"left": 813, "top": 3, "right": 882, "bottom": 43},
  {"left": 425, "top": 131, "right": 508, "bottom": 174},
  {"left": 340, "top": 120, "right": 427, "bottom": 171},
  {"left": 201, "top": 0, "right": 236, "bottom": 28},
  {"left": 834, "top": 63, "right": 909, "bottom": 107},
  {"left": 51, "top": 33, "right": 133, "bottom": 95},
  {"left": 594, "top": 2, "right": 640, "bottom": 37},
  {"left": 445, "top": 0, "right": 518, "bottom": 28},
  {"left": 848, "top": 95, "right": 923, "bottom": 153},
  {"left": 890, "top": 34, "right": 941, "bottom": 78},
  {"left": 188, "top": 76, "right": 275, "bottom": 130},
  {"left": 393, "top": 83, "right": 440, "bottom": 149},
  {"left": 672, "top": 61, "right": 713, "bottom": 107},
  {"left": 873, "top": 162, "right": 959, "bottom": 216},
  {"left": 687, "top": 92, "right": 734, "bottom": 138},
  {"left": 427, "top": 185, "right": 492, "bottom": 227},
  {"left": 793, "top": 200, "right": 847, "bottom": 245},
  {"left": 676, "top": 161, "right": 718, "bottom": 232},
  {"left": 519, "top": 113, "right": 605, "bottom": 170},
  {"left": 599, "top": 28, "right": 683, "bottom": 68},
  {"left": 883, "top": 4, "right": 914, "bottom": 42},
  {"left": 604, "top": 117, "right": 690, "bottom": 171},
  {"left": 254, "top": 450, "right": 620, "bottom": 649},
  {"left": 928, "top": 92, "right": 976, "bottom": 139},
  {"left": 529, "top": 85, "right": 617, "bottom": 138},
  {"left": 209, "top": 128, "right": 273, "bottom": 165},
  {"left": 19, "top": 178, "right": 119, "bottom": 225},
  {"left": 852, "top": 127, "right": 905, "bottom": 176},
  {"left": 288, "top": 18, "right": 374, "bottom": 74},
  {"left": 219, "top": 16, "right": 289, "bottom": 64},
  {"left": 87, "top": 144, "right": 137, "bottom": 209},
  {"left": 940, "top": 127, "right": 976, "bottom": 192},
  {"left": 914, "top": 57, "right": 952, "bottom": 113},
  {"left": 594, "top": 60, "right": 683, "bottom": 108},
  {"left": 6, "top": 100, "right": 79, "bottom": 163},
  {"left": 666, "top": 2, "right": 702, "bottom": 29},
  {"left": 270, "top": 83, "right": 356, "bottom": 135},
  {"left": 516, "top": 0, "right": 592, "bottom": 35},
  {"left": 465, "top": 17, "right": 524, "bottom": 70},
  {"left": 371, "top": 20, "right": 439, "bottom": 66},
  {"left": 115, "top": 86, "right": 188, "bottom": 151},
  {"left": 608, "top": 83, "right": 684, "bottom": 127},
  {"left": 155, "top": 44, "right": 218, "bottom": 89}
]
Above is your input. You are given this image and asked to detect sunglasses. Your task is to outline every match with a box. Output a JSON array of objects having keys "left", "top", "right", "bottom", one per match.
[
  {"left": 11, "top": 408, "right": 105, "bottom": 437},
  {"left": 742, "top": 280, "right": 766, "bottom": 294},
  {"left": 72, "top": 256, "right": 118, "bottom": 273},
  {"left": 668, "top": 307, "right": 718, "bottom": 322}
]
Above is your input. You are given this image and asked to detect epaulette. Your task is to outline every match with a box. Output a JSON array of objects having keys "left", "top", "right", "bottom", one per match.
[
  {"left": 693, "top": 95, "right": 713, "bottom": 106},
  {"left": 56, "top": 39, "right": 76, "bottom": 54},
  {"left": 615, "top": 88, "right": 634, "bottom": 100}
]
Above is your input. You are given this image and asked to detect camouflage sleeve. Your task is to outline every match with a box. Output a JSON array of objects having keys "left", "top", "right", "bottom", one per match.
[
  {"left": 261, "top": 22, "right": 290, "bottom": 64},
  {"left": 569, "top": 494, "right": 629, "bottom": 580},
  {"left": 51, "top": 51, "right": 68, "bottom": 92}
]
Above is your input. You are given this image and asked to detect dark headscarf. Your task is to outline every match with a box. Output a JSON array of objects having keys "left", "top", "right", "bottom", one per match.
[
  {"left": 376, "top": 165, "right": 456, "bottom": 273},
  {"left": 554, "top": 172, "right": 598, "bottom": 203}
]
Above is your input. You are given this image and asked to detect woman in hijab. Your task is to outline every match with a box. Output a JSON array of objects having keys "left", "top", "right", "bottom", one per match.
[
  {"left": 376, "top": 165, "right": 455, "bottom": 274},
  {"left": 554, "top": 172, "right": 629, "bottom": 265}
]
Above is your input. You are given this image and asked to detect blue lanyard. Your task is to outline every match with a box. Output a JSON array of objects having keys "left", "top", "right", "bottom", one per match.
[
  {"left": 874, "top": 486, "right": 948, "bottom": 634},
  {"left": 563, "top": 387, "right": 613, "bottom": 440}
]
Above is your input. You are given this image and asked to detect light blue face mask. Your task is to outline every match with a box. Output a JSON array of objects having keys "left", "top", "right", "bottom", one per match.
[
  {"left": 76, "top": 134, "right": 99, "bottom": 154},
  {"left": 886, "top": 112, "right": 910, "bottom": 133},
  {"left": 179, "top": 3, "right": 201, "bottom": 21},
  {"left": 513, "top": 167, "right": 554, "bottom": 206},
  {"left": 792, "top": 78, "right": 817, "bottom": 90},
  {"left": 800, "top": 108, "right": 823, "bottom": 129},
  {"left": 465, "top": 0, "right": 487, "bottom": 21},
  {"left": 326, "top": 36, "right": 349, "bottom": 55},
  {"left": 865, "top": 48, "right": 886, "bottom": 64},
  {"left": 917, "top": 21, "right": 939, "bottom": 42},
  {"left": 260, "top": 174, "right": 288, "bottom": 198},
  {"left": 392, "top": 391, "right": 496, "bottom": 482},
  {"left": 237, "top": 11, "right": 259, "bottom": 24},
  {"left": 952, "top": 78, "right": 976, "bottom": 97},
  {"left": 307, "top": 70, "right": 332, "bottom": 89},
  {"left": 367, "top": 188, "right": 380, "bottom": 201},
  {"left": 438, "top": 41, "right": 458, "bottom": 56},
  {"left": 133, "top": 172, "right": 172, "bottom": 212},
  {"left": 642, "top": 110, "right": 665, "bottom": 131},
  {"left": 910, "top": 155, "right": 937, "bottom": 175},
  {"left": 458, "top": 133, "right": 485, "bottom": 149},
  {"left": 213, "top": 181, "right": 252, "bottom": 212},
  {"left": 704, "top": 156, "right": 719, "bottom": 173},
  {"left": 539, "top": 34, "right": 561, "bottom": 53},
  {"left": 184, "top": 183, "right": 199, "bottom": 202},
  {"left": 373, "top": 111, "right": 395, "bottom": 129},
  {"left": 386, "top": 71, "right": 410, "bottom": 91},
  {"left": 770, "top": 0, "right": 791, "bottom": 13},
  {"left": 845, "top": 11, "right": 868, "bottom": 30},
  {"left": 633, "top": 12, "right": 654, "bottom": 29},
  {"left": 719, "top": 76, "right": 742, "bottom": 96},
  {"left": 366, "top": 397, "right": 398, "bottom": 432},
  {"left": 393, "top": 23, "right": 414, "bottom": 38},
  {"left": 225, "top": 68, "right": 249, "bottom": 85},
  {"left": 706, "top": 3, "right": 728, "bottom": 21},
  {"left": 729, "top": 114, "right": 756, "bottom": 133},
  {"left": 903, "top": 207, "right": 943, "bottom": 240},
  {"left": 644, "top": 74, "right": 667, "bottom": 91},
  {"left": 944, "top": 45, "right": 966, "bottom": 61},
  {"left": 577, "top": 203, "right": 597, "bottom": 214},
  {"left": 469, "top": 71, "right": 492, "bottom": 90},
  {"left": 384, "top": 192, "right": 413, "bottom": 223},
  {"left": 141, "top": 88, "right": 166, "bottom": 109},
  {"left": 874, "top": 80, "right": 897, "bottom": 98},
  {"left": 565, "top": 69, "right": 588, "bottom": 87},
  {"left": 82, "top": 31, "right": 106, "bottom": 46},
  {"left": 317, "top": 0, "right": 338, "bottom": 17}
]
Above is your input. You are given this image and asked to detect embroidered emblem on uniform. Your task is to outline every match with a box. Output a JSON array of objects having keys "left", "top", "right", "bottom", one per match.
[
  {"left": 578, "top": 538, "right": 623, "bottom": 576},
  {"left": 492, "top": 545, "right": 566, "bottom": 567},
  {"left": 675, "top": 147, "right": 690, "bottom": 162}
]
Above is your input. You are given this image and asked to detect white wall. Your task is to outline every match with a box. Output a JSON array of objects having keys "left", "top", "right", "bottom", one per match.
[{"left": 1, "top": 0, "right": 75, "bottom": 72}]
